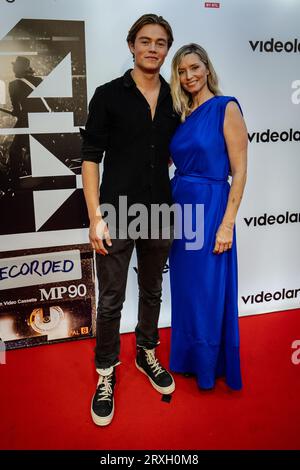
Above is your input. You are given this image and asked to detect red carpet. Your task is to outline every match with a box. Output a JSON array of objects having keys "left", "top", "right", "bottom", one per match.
[{"left": 0, "top": 308, "right": 299, "bottom": 450}]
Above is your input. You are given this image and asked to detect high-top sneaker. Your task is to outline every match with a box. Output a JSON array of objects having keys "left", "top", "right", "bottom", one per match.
[
  {"left": 135, "top": 347, "right": 175, "bottom": 394},
  {"left": 91, "top": 366, "right": 116, "bottom": 426}
]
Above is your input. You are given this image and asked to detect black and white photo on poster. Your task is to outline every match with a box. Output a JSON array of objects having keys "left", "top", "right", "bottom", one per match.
[{"left": 0, "top": 19, "right": 89, "bottom": 234}]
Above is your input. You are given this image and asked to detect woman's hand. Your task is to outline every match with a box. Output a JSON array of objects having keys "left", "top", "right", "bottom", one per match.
[
  {"left": 213, "top": 223, "right": 233, "bottom": 254},
  {"left": 89, "top": 216, "right": 112, "bottom": 256}
]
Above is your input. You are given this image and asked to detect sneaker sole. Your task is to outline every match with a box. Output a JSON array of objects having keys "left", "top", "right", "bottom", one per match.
[
  {"left": 135, "top": 360, "right": 175, "bottom": 394},
  {"left": 91, "top": 398, "right": 114, "bottom": 426}
]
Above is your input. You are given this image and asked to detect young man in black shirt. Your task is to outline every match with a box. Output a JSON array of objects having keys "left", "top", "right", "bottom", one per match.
[{"left": 81, "top": 14, "right": 179, "bottom": 426}]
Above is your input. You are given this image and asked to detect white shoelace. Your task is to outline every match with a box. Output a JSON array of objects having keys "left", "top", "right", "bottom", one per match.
[
  {"left": 145, "top": 349, "right": 165, "bottom": 377},
  {"left": 96, "top": 375, "right": 113, "bottom": 401}
]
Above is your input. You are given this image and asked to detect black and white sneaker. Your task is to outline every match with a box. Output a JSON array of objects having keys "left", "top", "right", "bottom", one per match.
[
  {"left": 135, "top": 347, "right": 175, "bottom": 394},
  {"left": 91, "top": 367, "right": 116, "bottom": 426}
]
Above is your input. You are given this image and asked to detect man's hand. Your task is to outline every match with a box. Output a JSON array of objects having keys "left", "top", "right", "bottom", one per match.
[{"left": 89, "top": 216, "right": 112, "bottom": 256}]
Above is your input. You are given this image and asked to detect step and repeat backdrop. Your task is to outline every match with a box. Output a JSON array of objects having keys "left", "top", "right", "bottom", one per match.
[{"left": 0, "top": 0, "right": 299, "bottom": 348}]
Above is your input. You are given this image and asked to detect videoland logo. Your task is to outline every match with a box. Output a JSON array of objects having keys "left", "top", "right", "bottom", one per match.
[
  {"left": 244, "top": 211, "right": 300, "bottom": 228},
  {"left": 249, "top": 38, "right": 300, "bottom": 53},
  {"left": 248, "top": 129, "right": 300, "bottom": 143},
  {"left": 242, "top": 287, "right": 300, "bottom": 305}
]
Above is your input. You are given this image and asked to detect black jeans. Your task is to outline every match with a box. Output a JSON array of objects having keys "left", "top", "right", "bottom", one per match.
[{"left": 95, "top": 233, "right": 173, "bottom": 369}]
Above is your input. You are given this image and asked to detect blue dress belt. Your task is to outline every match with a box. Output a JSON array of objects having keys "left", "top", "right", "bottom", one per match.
[{"left": 174, "top": 170, "right": 228, "bottom": 185}]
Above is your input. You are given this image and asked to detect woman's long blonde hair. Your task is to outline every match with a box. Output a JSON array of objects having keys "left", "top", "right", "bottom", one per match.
[{"left": 171, "top": 43, "right": 221, "bottom": 121}]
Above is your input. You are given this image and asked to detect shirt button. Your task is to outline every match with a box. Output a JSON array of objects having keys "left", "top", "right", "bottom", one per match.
[{"left": 150, "top": 144, "right": 155, "bottom": 149}]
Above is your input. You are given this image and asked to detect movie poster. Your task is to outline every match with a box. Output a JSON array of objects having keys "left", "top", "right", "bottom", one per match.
[{"left": 0, "top": 244, "right": 96, "bottom": 349}]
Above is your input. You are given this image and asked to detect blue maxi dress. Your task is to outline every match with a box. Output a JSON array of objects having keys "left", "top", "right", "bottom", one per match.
[{"left": 169, "top": 95, "right": 242, "bottom": 390}]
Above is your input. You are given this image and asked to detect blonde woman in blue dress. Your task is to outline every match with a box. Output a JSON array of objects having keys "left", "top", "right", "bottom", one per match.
[{"left": 169, "top": 44, "right": 248, "bottom": 390}]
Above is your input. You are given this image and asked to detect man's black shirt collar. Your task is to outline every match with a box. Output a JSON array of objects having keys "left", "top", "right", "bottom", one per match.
[{"left": 123, "top": 69, "right": 170, "bottom": 101}]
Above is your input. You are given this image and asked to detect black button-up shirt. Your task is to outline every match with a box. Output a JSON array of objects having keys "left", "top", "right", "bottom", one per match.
[{"left": 80, "top": 69, "right": 180, "bottom": 210}]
